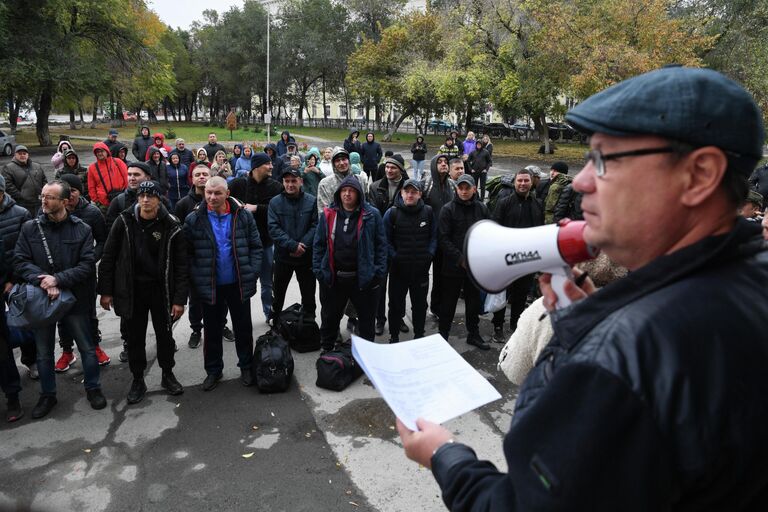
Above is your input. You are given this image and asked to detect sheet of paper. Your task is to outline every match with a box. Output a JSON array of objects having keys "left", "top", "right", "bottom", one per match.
[{"left": 351, "top": 334, "right": 501, "bottom": 431}]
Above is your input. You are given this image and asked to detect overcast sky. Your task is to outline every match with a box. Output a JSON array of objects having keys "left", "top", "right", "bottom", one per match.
[{"left": 147, "top": 0, "right": 245, "bottom": 30}]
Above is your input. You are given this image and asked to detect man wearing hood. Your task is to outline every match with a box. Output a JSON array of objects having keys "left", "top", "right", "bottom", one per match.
[
  {"left": 88, "top": 142, "right": 128, "bottom": 213},
  {"left": 360, "top": 132, "right": 383, "bottom": 181},
  {"left": 132, "top": 126, "right": 153, "bottom": 162},
  {"left": 410, "top": 136, "right": 428, "bottom": 181},
  {"left": 344, "top": 129, "right": 362, "bottom": 156},
  {"left": 145, "top": 133, "right": 171, "bottom": 161},
  {"left": 369, "top": 157, "right": 408, "bottom": 335},
  {"left": 147, "top": 147, "right": 169, "bottom": 193},
  {"left": 316, "top": 147, "right": 370, "bottom": 214},
  {"left": 438, "top": 174, "right": 491, "bottom": 350},
  {"left": 229, "top": 153, "right": 283, "bottom": 322},
  {"left": 383, "top": 179, "right": 437, "bottom": 343},
  {"left": 312, "top": 175, "right": 387, "bottom": 351},
  {"left": 99, "top": 181, "right": 188, "bottom": 404},
  {"left": 56, "top": 149, "right": 89, "bottom": 199},
  {"left": 419, "top": 153, "right": 456, "bottom": 318},
  {"left": 277, "top": 130, "right": 295, "bottom": 157},
  {"left": 280, "top": 141, "right": 304, "bottom": 168},
  {"left": 2, "top": 145, "right": 47, "bottom": 216},
  {"left": 264, "top": 143, "right": 284, "bottom": 181},
  {"left": 110, "top": 143, "right": 130, "bottom": 166}
]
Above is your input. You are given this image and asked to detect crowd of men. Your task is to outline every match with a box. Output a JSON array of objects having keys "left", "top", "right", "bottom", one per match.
[{"left": 0, "top": 115, "right": 590, "bottom": 423}]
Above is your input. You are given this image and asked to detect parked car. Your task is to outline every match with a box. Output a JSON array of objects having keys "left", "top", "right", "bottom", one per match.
[
  {"left": 482, "top": 122, "right": 514, "bottom": 138},
  {"left": 123, "top": 112, "right": 137, "bottom": 121},
  {"left": 467, "top": 120, "right": 485, "bottom": 134},
  {"left": 427, "top": 119, "right": 457, "bottom": 134},
  {"left": 0, "top": 130, "right": 16, "bottom": 156},
  {"left": 510, "top": 123, "right": 535, "bottom": 139},
  {"left": 546, "top": 122, "right": 579, "bottom": 140}
]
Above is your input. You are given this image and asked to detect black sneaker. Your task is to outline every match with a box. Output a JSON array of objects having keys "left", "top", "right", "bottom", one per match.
[
  {"left": 202, "top": 373, "right": 222, "bottom": 391},
  {"left": 467, "top": 333, "right": 490, "bottom": 350},
  {"left": 188, "top": 331, "right": 202, "bottom": 349},
  {"left": 31, "top": 396, "right": 57, "bottom": 419},
  {"left": 399, "top": 322, "right": 409, "bottom": 333},
  {"left": 375, "top": 321, "right": 385, "bottom": 336},
  {"left": 6, "top": 395, "right": 23, "bottom": 423},
  {"left": 240, "top": 368, "right": 253, "bottom": 387},
  {"left": 492, "top": 326, "right": 506, "bottom": 343},
  {"left": 222, "top": 325, "right": 235, "bottom": 342},
  {"left": 161, "top": 372, "right": 184, "bottom": 395},
  {"left": 126, "top": 378, "right": 147, "bottom": 404},
  {"left": 86, "top": 388, "right": 107, "bottom": 410},
  {"left": 119, "top": 341, "right": 129, "bottom": 363},
  {"left": 346, "top": 317, "right": 358, "bottom": 333}
]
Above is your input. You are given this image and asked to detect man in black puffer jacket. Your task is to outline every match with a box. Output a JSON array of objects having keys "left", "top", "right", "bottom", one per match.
[
  {"left": 553, "top": 183, "right": 584, "bottom": 223},
  {"left": 437, "top": 174, "right": 490, "bottom": 349},
  {"left": 0, "top": 176, "right": 31, "bottom": 254},
  {"left": 14, "top": 180, "right": 106, "bottom": 419},
  {"left": 229, "top": 153, "right": 283, "bottom": 322},
  {"left": 267, "top": 168, "right": 318, "bottom": 323},
  {"left": 98, "top": 181, "right": 188, "bottom": 404},
  {"left": 184, "top": 176, "right": 262, "bottom": 390},
  {"left": 398, "top": 66, "right": 768, "bottom": 512},
  {"left": 383, "top": 179, "right": 437, "bottom": 343}
]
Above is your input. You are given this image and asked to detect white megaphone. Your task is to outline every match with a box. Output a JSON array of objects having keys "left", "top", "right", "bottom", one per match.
[{"left": 464, "top": 219, "right": 599, "bottom": 308}]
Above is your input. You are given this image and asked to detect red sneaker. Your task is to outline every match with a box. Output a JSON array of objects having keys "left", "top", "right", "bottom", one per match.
[
  {"left": 95, "top": 346, "right": 111, "bottom": 366},
  {"left": 55, "top": 351, "right": 77, "bottom": 373}
]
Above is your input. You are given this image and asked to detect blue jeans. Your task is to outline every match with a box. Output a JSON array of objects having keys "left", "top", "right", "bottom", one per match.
[
  {"left": 34, "top": 313, "right": 100, "bottom": 396},
  {"left": 412, "top": 160, "right": 425, "bottom": 181},
  {"left": 260, "top": 245, "right": 274, "bottom": 318}
]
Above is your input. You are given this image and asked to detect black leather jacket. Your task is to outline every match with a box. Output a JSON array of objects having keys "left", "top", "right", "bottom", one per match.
[{"left": 431, "top": 219, "right": 768, "bottom": 510}]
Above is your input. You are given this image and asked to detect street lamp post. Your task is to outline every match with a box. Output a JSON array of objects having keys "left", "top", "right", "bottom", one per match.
[{"left": 265, "top": 9, "right": 271, "bottom": 143}]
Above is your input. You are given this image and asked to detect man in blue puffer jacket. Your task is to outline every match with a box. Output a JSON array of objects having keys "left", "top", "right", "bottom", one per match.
[
  {"left": 183, "top": 176, "right": 262, "bottom": 391},
  {"left": 313, "top": 175, "right": 387, "bottom": 351}
]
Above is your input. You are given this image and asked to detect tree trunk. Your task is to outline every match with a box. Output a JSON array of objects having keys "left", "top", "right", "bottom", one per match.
[
  {"left": 69, "top": 109, "right": 76, "bottom": 130},
  {"left": 91, "top": 95, "right": 99, "bottom": 129},
  {"left": 35, "top": 83, "right": 54, "bottom": 146},
  {"left": 78, "top": 104, "right": 85, "bottom": 128},
  {"left": 162, "top": 98, "right": 169, "bottom": 122},
  {"left": 533, "top": 111, "right": 552, "bottom": 154},
  {"left": 322, "top": 74, "right": 328, "bottom": 127},
  {"left": 6, "top": 91, "right": 19, "bottom": 134},
  {"left": 383, "top": 107, "right": 416, "bottom": 142},
  {"left": 464, "top": 101, "right": 473, "bottom": 134}
]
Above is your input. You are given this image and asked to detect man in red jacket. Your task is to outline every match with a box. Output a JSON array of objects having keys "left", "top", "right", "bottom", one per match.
[{"left": 87, "top": 142, "right": 128, "bottom": 213}]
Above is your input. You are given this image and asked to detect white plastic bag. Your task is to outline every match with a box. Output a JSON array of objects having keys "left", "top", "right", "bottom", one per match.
[{"left": 484, "top": 291, "right": 507, "bottom": 313}]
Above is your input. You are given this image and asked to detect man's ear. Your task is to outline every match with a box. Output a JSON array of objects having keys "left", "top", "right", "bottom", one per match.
[{"left": 679, "top": 147, "right": 728, "bottom": 207}]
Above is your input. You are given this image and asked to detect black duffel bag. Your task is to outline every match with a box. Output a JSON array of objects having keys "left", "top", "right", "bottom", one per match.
[
  {"left": 252, "top": 331, "right": 294, "bottom": 393},
  {"left": 316, "top": 342, "right": 363, "bottom": 391},
  {"left": 277, "top": 303, "right": 321, "bottom": 353}
]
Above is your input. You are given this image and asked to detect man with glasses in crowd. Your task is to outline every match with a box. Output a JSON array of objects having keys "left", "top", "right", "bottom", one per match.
[{"left": 15, "top": 181, "right": 106, "bottom": 419}]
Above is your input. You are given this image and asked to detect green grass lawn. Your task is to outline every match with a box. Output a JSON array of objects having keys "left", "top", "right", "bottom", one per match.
[{"left": 12, "top": 121, "right": 587, "bottom": 163}]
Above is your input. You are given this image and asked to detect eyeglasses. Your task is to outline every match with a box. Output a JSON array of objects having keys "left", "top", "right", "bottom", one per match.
[
  {"left": 39, "top": 195, "right": 63, "bottom": 201},
  {"left": 584, "top": 147, "right": 676, "bottom": 177}
]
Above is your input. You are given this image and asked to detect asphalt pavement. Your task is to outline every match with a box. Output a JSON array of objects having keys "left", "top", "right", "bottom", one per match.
[{"left": 0, "top": 141, "right": 524, "bottom": 512}]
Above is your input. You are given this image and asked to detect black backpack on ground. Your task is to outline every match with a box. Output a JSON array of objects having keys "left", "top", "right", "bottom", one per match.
[
  {"left": 252, "top": 331, "right": 294, "bottom": 393},
  {"left": 316, "top": 342, "right": 363, "bottom": 391},
  {"left": 277, "top": 303, "right": 321, "bottom": 353}
]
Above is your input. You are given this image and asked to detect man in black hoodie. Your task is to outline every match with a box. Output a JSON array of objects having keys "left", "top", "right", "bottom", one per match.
[
  {"left": 265, "top": 143, "right": 284, "bottom": 181},
  {"left": 360, "top": 132, "right": 383, "bottom": 181},
  {"left": 420, "top": 154, "right": 455, "bottom": 319},
  {"left": 438, "top": 174, "right": 490, "bottom": 349},
  {"left": 202, "top": 132, "right": 226, "bottom": 163},
  {"left": 132, "top": 126, "right": 152, "bottom": 162},
  {"left": 230, "top": 153, "right": 283, "bottom": 322}
]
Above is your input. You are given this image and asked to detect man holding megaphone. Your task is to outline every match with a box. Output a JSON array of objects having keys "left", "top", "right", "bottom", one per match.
[{"left": 397, "top": 66, "right": 768, "bottom": 509}]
